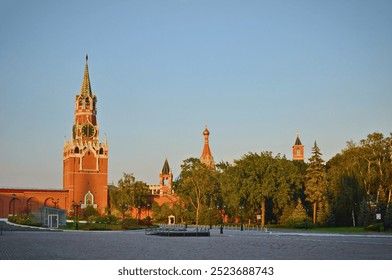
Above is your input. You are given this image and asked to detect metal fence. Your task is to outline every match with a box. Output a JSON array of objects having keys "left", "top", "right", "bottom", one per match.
[
  {"left": 145, "top": 225, "right": 210, "bottom": 236},
  {"left": 156, "top": 223, "right": 267, "bottom": 231}
]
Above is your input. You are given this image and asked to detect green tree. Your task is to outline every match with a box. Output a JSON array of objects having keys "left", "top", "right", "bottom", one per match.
[
  {"left": 358, "top": 199, "right": 373, "bottom": 227},
  {"left": 110, "top": 173, "right": 149, "bottom": 221},
  {"left": 110, "top": 173, "right": 134, "bottom": 220},
  {"left": 220, "top": 152, "right": 300, "bottom": 227},
  {"left": 327, "top": 132, "right": 392, "bottom": 226},
  {"left": 219, "top": 160, "right": 247, "bottom": 221},
  {"left": 174, "top": 158, "right": 217, "bottom": 225},
  {"left": 328, "top": 150, "right": 364, "bottom": 226},
  {"left": 359, "top": 133, "right": 392, "bottom": 206},
  {"left": 285, "top": 199, "right": 311, "bottom": 228},
  {"left": 384, "top": 206, "right": 392, "bottom": 229},
  {"left": 273, "top": 155, "right": 302, "bottom": 217},
  {"left": 151, "top": 202, "right": 172, "bottom": 223},
  {"left": 132, "top": 181, "right": 150, "bottom": 219},
  {"left": 83, "top": 205, "right": 98, "bottom": 222},
  {"left": 305, "top": 142, "right": 328, "bottom": 224}
]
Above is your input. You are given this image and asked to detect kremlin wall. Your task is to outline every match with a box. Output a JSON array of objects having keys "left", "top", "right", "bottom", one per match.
[{"left": 0, "top": 57, "right": 304, "bottom": 221}]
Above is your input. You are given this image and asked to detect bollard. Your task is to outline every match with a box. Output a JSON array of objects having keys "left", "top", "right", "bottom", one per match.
[{"left": 1, "top": 224, "right": 3, "bottom": 235}]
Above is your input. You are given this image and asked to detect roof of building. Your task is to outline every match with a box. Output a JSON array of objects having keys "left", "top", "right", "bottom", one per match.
[
  {"left": 0, "top": 187, "right": 67, "bottom": 193},
  {"left": 161, "top": 158, "right": 171, "bottom": 175},
  {"left": 294, "top": 132, "right": 303, "bottom": 146},
  {"left": 201, "top": 143, "right": 213, "bottom": 159}
]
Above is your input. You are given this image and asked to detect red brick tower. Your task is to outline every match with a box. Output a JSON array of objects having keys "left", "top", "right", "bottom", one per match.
[
  {"left": 292, "top": 132, "right": 304, "bottom": 161},
  {"left": 200, "top": 126, "right": 215, "bottom": 168},
  {"left": 63, "top": 55, "right": 108, "bottom": 214},
  {"left": 159, "top": 158, "right": 173, "bottom": 194}
]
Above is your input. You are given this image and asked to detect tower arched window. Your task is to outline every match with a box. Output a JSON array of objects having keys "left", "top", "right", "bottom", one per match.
[
  {"left": 74, "top": 147, "right": 79, "bottom": 154},
  {"left": 84, "top": 191, "right": 94, "bottom": 206}
]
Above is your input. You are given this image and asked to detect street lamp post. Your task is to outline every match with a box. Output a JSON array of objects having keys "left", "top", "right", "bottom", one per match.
[
  {"left": 239, "top": 205, "right": 244, "bottom": 231},
  {"left": 72, "top": 200, "right": 82, "bottom": 230},
  {"left": 147, "top": 203, "right": 150, "bottom": 227},
  {"left": 209, "top": 206, "right": 213, "bottom": 229},
  {"left": 184, "top": 208, "right": 188, "bottom": 228},
  {"left": 11, "top": 194, "right": 16, "bottom": 216},
  {"left": 217, "top": 204, "right": 226, "bottom": 234}
]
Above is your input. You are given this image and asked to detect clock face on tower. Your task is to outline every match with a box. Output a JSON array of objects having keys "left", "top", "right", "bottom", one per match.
[{"left": 81, "top": 124, "right": 95, "bottom": 138}]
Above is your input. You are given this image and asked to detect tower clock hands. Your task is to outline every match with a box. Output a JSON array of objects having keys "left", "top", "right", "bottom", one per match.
[{"left": 82, "top": 124, "right": 95, "bottom": 138}]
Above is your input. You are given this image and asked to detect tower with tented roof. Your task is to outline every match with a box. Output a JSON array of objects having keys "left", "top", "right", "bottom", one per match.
[
  {"left": 63, "top": 55, "right": 108, "bottom": 214},
  {"left": 159, "top": 158, "right": 173, "bottom": 193},
  {"left": 200, "top": 126, "right": 215, "bottom": 168},
  {"left": 292, "top": 132, "right": 304, "bottom": 161}
]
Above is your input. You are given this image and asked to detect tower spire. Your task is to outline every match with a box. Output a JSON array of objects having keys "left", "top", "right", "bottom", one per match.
[
  {"left": 200, "top": 126, "right": 215, "bottom": 168},
  {"left": 80, "top": 54, "right": 92, "bottom": 96},
  {"left": 295, "top": 132, "right": 302, "bottom": 145},
  {"left": 161, "top": 158, "right": 171, "bottom": 175}
]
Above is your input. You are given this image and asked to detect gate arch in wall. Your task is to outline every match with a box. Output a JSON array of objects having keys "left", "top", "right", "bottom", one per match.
[
  {"left": 8, "top": 197, "right": 22, "bottom": 216},
  {"left": 26, "top": 197, "right": 40, "bottom": 214}
]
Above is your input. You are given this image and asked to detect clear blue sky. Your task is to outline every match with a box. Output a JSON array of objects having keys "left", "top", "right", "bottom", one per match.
[{"left": 1, "top": 0, "right": 391, "bottom": 188}]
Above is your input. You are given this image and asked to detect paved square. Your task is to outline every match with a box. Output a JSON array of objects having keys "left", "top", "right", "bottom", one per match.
[{"left": 1, "top": 228, "right": 392, "bottom": 260}]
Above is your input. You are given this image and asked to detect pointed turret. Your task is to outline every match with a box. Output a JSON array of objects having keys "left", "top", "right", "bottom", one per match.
[
  {"left": 161, "top": 158, "right": 171, "bottom": 175},
  {"left": 80, "top": 54, "right": 92, "bottom": 96},
  {"left": 294, "top": 132, "right": 302, "bottom": 146},
  {"left": 104, "top": 133, "right": 108, "bottom": 147},
  {"left": 292, "top": 132, "right": 304, "bottom": 161},
  {"left": 75, "top": 55, "right": 97, "bottom": 119},
  {"left": 159, "top": 158, "right": 173, "bottom": 192},
  {"left": 200, "top": 126, "right": 215, "bottom": 168}
]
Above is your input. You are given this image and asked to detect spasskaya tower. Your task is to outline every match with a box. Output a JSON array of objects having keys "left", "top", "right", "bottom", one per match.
[{"left": 63, "top": 55, "right": 108, "bottom": 214}]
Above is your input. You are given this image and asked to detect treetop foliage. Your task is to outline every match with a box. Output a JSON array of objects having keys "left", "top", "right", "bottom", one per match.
[
  {"left": 173, "top": 131, "right": 392, "bottom": 228},
  {"left": 109, "top": 132, "right": 392, "bottom": 229},
  {"left": 110, "top": 173, "right": 150, "bottom": 219}
]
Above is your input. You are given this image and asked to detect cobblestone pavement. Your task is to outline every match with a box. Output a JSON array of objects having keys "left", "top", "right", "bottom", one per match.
[
  {"left": 1, "top": 227, "right": 392, "bottom": 260},
  {"left": 0, "top": 221, "right": 50, "bottom": 231}
]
